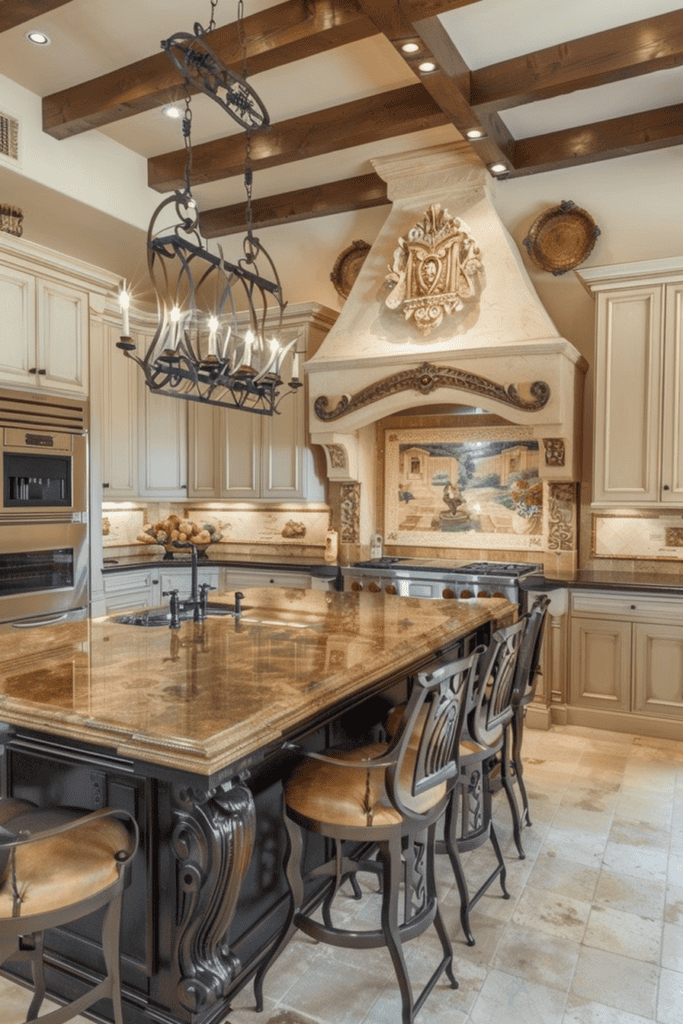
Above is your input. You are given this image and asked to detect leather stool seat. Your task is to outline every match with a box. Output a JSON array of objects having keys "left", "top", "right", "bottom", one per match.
[
  {"left": 0, "top": 802, "right": 138, "bottom": 1024},
  {"left": 0, "top": 808, "right": 134, "bottom": 920}
]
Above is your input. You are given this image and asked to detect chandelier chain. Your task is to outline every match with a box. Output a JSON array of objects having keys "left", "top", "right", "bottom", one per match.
[{"left": 208, "top": 0, "right": 218, "bottom": 33}]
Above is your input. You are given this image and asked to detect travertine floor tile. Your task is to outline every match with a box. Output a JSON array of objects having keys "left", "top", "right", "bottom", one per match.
[
  {"left": 511, "top": 886, "right": 590, "bottom": 942},
  {"left": 570, "top": 947, "right": 658, "bottom": 1019},
  {"left": 468, "top": 968, "right": 566, "bottom": 1024},
  {"left": 594, "top": 866, "right": 666, "bottom": 919},
  {"left": 492, "top": 919, "right": 581, "bottom": 990},
  {"left": 656, "top": 966, "right": 683, "bottom": 1024},
  {"left": 582, "top": 904, "right": 662, "bottom": 964}
]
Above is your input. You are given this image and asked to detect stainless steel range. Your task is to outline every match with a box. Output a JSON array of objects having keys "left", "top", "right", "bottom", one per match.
[{"left": 341, "top": 559, "right": 541, "bottom": 607}]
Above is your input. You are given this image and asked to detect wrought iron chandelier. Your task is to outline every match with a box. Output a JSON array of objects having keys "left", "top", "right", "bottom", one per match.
[{"left": 117, "top": 0, "right": 300, "bottom": 416}]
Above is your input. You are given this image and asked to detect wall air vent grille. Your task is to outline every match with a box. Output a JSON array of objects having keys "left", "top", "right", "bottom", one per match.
[
  {"left": 0, "top": 111, "right": 18, "bottom": 160},
  {"left": 0, "top": 387, "right": 87, "bottom": 434}
]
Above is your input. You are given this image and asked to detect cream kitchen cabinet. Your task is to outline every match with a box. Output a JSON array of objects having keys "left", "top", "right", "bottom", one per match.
[
  {"left": 0, "top": 263, "right": 88, "bottom": 395},
  {"left": 187, "top": 302, "right": 335, "bottom": 502},
  {"left": 579, "top": 259, "right": 683, "bottom": 506},
  {"left": 570, "top": 591, "right": 683, "bottom": 725},
  {"left": 103, "top": 565, "right": 222, "bottom": 613},
  {"left": 97, "top": 320, "right": 139, "bottom": 498},
  {"left": 93, "top": 319, "right": 188, "bottom": 500}
]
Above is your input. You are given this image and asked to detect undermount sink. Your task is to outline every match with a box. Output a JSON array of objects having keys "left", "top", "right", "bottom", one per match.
[{"left": 113, "top": 603, "right": 247, "bottom": 627}]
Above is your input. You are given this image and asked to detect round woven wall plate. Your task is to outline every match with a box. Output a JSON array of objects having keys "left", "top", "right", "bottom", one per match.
[
  {"left": 330, "top": 239, "right": 371, "bottom": 299},
  {"left": 523, "top": 200, "right": 600, "bottom": 276}
]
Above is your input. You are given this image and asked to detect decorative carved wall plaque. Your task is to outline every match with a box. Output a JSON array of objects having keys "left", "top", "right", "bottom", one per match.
[
  {"left": 385, "top": 204, "right": 482, "bottom": 335},
  {"left": 326, "top": 443, "right": 347, "bottom": 469},
  {"left": 314, "top": 361, "right": 550, "bottom": 422},
  {"left": 542, "top": 438, "right": 566, "bottom": 467}
]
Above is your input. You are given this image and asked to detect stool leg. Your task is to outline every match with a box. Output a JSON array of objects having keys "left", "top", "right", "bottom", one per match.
[
  {"left": 25, "top": 933, "right": 46, "bottom": 1022},
  {"left": 426, "top": 823, "right": 457, "bottom": 992},
  {"left": 101, "top": 893, "right": 124, "bottom": 1024},
  {"left": 489, "top": 821, "right": 510, "bottom": 900},
  {"left": 442, "top": 789, "right": 475, "bottom": 946},
  {"left": 500, "top": 726, "right": 526, "bottom": 860},
  {"left": 512, "top": 711, "right": 532, "bottom": 827},
  {"left": 378, "top": 836, "right": 414, "bottom": 1024},
  {"left": 253, "top": 812, "right": 303, "bottom": 1013}
]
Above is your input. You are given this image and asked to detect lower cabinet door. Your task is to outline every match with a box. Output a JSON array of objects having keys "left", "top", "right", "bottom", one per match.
[
  {"left": 632, "top": 621, "right": 683, "bottom": 719},
  {"left": 569, "top": 616, "right": 631, "bottom": 713}
]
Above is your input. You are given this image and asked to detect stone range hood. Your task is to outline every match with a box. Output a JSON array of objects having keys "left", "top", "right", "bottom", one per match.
[{"left": 305, "top": 144, "right": 587, "bottom": 564}]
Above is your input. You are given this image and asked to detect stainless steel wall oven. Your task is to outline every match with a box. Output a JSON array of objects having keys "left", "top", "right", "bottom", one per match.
[{"left": 0, "top": 388, "right": 88, "bottom": 625}]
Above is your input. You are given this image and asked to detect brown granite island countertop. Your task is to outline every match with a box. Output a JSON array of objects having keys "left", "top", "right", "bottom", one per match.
[
  {"left": 0, "top": 588, "right": 514, "bottom": 779},
  {"left": 0, "top": 587, "right": 513, "bottom": 1024}
]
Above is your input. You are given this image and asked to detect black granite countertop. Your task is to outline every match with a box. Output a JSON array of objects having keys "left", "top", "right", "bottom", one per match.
[
  {"left": 101, "top": 551, "right": 340, "bottom": 580},
  {"left": 521, "top": 570, "right": 683, "bottom": 595}
]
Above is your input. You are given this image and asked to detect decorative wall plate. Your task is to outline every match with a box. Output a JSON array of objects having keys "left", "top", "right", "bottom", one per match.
[
  {"left": 523, "top": 200, "right": 600, "bottom": 276},
  {"left": 330, "top": 239, "right": 371, "bottom": 299}
]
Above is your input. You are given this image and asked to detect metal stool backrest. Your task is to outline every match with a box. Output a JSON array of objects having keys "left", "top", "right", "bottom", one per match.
[
  {"left": 512, "top": 595, "right": 550, "bottom": 710},
  {"left": 385, "top": 647, "right": 483, "bottom": 822},
  {"left": 468, "top": 617, "right": 527, "bottom": 747}
]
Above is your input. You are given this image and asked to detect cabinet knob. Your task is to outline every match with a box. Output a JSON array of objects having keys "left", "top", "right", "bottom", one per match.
[
  {"left": 103, "top": 482, "right": 110, "bottom": 488},
  {"left": 663, "top": 485, "right": 671, "bottom": 491},
  {"left": 631, "top": 604, "right": 636, "bottom": 610},
  {"left": 38, "top": 368, "right": 46, "bottom": 375},
  {"left": 28, "top": 367, "right": 37, "bottom": 374},
  {"left": 152, "top": 579, "right": 159, "bottom": 585}
]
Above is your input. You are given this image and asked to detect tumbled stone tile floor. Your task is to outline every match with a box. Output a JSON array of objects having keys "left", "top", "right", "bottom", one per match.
[{"left": 1, "top": 724, "right": 682, "bottom": 1024}]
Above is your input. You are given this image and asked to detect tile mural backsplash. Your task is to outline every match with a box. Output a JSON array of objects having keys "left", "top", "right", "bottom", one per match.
[{"left": 384, "top": 426, "right": 544, "bottom": 552}]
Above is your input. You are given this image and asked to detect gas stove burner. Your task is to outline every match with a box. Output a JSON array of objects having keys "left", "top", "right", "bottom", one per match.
[
  {"left": 352, "top": 557, "right": 406, "bottom": 568},
  {"left": 457, "top": 562, "right": 540, "bottom": 577}
]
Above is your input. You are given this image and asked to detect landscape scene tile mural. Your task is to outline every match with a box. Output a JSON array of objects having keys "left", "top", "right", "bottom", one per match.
[{"left": 384, "top": 426, "right": 543, "bottom": 551}]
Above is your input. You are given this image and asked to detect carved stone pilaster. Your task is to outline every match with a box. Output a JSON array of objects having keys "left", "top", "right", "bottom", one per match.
[
  {"left": 340, "top": 482, "right": 361, "bottom": 544},
  {"left": 546, "top": 482, "right": 577, "bottom": 552},
  {"left": 171, "top": 777, "right": 256, "bottom": 1014}
]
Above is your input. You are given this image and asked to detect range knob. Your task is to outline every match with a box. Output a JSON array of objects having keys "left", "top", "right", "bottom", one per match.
[
  {"left": 350, "top": 581, "right": 363, "bottom": 592},
  {"left": 368, "top": 582, "right": 381, "bottom": 593},
  {"left": 385, "top": 584, "right": 397, "bottom": 595},
  {"left": 442, "top": 588, "right": 455, "bottom": 599}
]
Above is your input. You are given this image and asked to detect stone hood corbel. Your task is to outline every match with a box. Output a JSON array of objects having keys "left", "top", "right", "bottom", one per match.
[{"left": 306, "top": 144, "right": 587, "bottom": 487}]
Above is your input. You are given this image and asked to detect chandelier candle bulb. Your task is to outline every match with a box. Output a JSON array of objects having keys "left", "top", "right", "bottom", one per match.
[
  {"left": 207, "top": 316, "right": 219, "bottom": 357},
  {"left": 119, "top": 286, "right": 130, "bottom": 336},
  {"left": 292, "top": 351, "right": 299, "bottom": 379}
]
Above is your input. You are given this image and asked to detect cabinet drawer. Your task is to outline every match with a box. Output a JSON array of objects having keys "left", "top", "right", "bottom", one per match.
[
  {"left": 103, "top": 569, "right": 156, "bottom": 594},
  {"left": 571, "top": 591, "right": 683, "bottom": 621},
  {"left": 225, "top": 569, "right": 310, "bottom": 590}
]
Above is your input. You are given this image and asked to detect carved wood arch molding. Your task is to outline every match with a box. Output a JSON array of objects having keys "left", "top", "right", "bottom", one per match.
[{"left": 313, "top": 361, "right": 551, "bottom": 421}]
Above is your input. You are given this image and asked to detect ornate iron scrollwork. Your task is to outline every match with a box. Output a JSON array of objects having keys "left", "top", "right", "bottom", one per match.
[
  {"left": 172, "top": 777, "right": 256, "bottom": 1013},
  {"left": 314, "top": 362, "right": 550, "bottom": 422}
]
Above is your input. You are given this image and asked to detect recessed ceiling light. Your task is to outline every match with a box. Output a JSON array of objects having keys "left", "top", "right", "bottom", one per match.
[
  {"left": 489, "top": 162, "right": 509, "bottom": 176},
  {"left": 401, "top": 42, "right": 420, "bottom": 54},
  {"left": 418, "top": 61, "right": 437, "bottom": 73},
  {"left": 25, "top": 30, "right": 51, "bottom": 45},
  {"left": 466, "top": 128, "right": 486, "bottom": 140},
  {"left": 162, "top": 104, "right": 181, "bottom": 119}
]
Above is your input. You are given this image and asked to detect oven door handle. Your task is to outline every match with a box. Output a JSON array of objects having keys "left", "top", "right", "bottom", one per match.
[{"left": 10, "top": 612, "right": 70, "bottom": 628}]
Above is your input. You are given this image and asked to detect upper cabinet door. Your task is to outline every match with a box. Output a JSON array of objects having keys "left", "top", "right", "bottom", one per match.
[
  {"left": 0, "top": 264, "right": 36, "bottom": 386},
  {"left": 37, "top": 279, "right": 89, "bottom": 394},
  {"left": 138, "top": 341, "right": 188, "bottom": 499},
  {"left": 661, "top": 282, "right": 683, "bottom": 504},
  {"left": 592, "top": 285, "right": 663, "bottom": 505},
  {"left": 101, "top": 322, "right": 139, "bottom": 498}
]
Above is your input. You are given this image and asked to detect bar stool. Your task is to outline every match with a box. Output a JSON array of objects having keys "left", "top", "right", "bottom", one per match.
[
  {"left": 253, "top": 648, "right": 482, "bottom": 1024},
  {"left": 0, "top": 804, "right": 139, "bottom": 1024},
  {"left": 501, "top": 594, "right": 550, "bottom": 857},
  {"left": 441, "top": 616, "right": 526, "bottom": 946}
]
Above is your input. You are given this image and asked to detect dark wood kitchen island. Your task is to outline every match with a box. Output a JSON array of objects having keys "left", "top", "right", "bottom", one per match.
[{"left": 0, "top": 588, "right": 513, "bottom": 1024}]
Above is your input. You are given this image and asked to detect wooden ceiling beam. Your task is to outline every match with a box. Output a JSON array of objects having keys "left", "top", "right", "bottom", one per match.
[
  {"left": 471, "top": 10, "right": 683, "bottom": 113},
  {"left": 354, "top": 0, "right": 514, "bottom": 170},
  {"left": 0, "top": 1, "right": 72, "bottom": 33},
  {"left": 200, "top": 172, "right": 389, "bottom": 237},
  {"left": 148, "top": 83, "right": 450, "bottom": 193},
  {"left": 42, "top": 0, "right": 377, "bottom": 140},
  {"left": 510, "top": 102, "right": 683, "bottom": 176}
]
